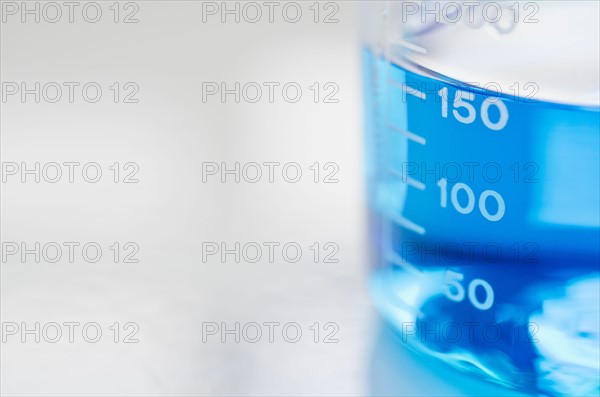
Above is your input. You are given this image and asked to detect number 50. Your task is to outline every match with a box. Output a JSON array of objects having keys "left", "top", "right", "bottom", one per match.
[{"left": 443, "top": 270, "right": 494, "bottom": 310}]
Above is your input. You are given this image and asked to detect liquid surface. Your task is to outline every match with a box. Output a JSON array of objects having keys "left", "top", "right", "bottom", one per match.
[{"left": 364, "top": 49, "right": 600, "bottom": 396}]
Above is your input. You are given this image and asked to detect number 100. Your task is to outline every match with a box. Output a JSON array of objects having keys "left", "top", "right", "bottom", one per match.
[{"left": 437, "top": 178, "right": 505, "bottom": 222}]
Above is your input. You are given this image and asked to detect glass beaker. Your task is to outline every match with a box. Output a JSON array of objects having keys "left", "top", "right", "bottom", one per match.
[{"left": 362, "top": 1, "right": 600, "bottom": 396}]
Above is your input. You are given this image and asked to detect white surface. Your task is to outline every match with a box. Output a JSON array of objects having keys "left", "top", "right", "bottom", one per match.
[{"left": 1, "top": 2, "right": 529, "bottom": 395}]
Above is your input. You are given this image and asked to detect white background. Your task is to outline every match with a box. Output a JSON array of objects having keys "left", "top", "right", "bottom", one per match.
[{"left": 0, "top": 1, "right": 528, "bottom": 395}]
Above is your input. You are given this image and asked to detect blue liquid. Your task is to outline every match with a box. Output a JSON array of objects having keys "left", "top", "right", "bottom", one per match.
[{"left": 364, "top": 49, "right": 600, "bottom": 396}]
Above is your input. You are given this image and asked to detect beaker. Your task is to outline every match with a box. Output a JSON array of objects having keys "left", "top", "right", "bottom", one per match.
[{"left": 362, "top": 1, "right": 600, "bottom": 395}]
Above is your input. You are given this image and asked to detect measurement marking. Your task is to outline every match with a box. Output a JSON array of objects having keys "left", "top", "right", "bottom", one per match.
[
  {"left": 391, "top": 215, "right": 426, "bottom": 235},
  {"left": 406, "top": 177, "right": 425, "bottom": 191},
  {"left": 397, "top": 40, "right": 428, "bottom": 55},
  {"left": 388, "top": 168, "right": 426, "bottom": 191},
  {"left": 381, "top": 251, "right": 425, "bottom": 318},
  {"left": 389, "top": 295, "right": 424, "bottom": 318},
  {"left": 404, "top": 85, "right": 426, "bottom": 100},
  {"left": 374, "top": 272, "right": 423, "bottom": 318},
  {"left": 389, "top": 79, "right": 427, "bottom": 100},
  {"left": 385, "top": 250, "right": 423, "bottom": 277},
  {"left": 389, "top": 124, "right": 427, "bottom": 145}
]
